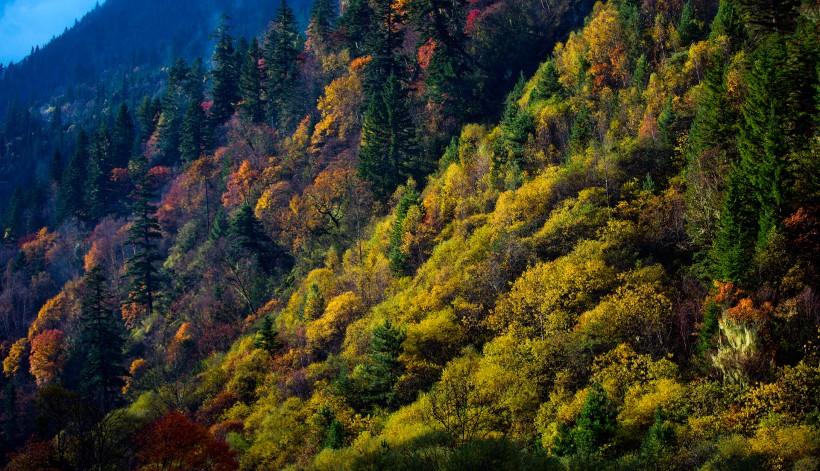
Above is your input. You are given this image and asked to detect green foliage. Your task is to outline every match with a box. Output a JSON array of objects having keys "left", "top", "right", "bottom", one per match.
[
  {"left": 263, "top": 0, "right": 304, "bottom": 133},
  {"left": 239, "top": 38, "right": 264, "bottom": 123},
  {"left": 75, "top": 266, "right": 125, "bottom": 413},
  {"left": 358, "top": 74, "right": 419, "bottom": 201},
  {"left": 210, "top": 17, "right": 241, "bottom": 125},
  {"left": 560, "top": 383, "right": 617, "bottom": 458},
  {"left": 357, "top": 320, "right": 406, "bottom": 410},
  {"left": 125, "top": 157, "right": 163, "bottom": 319},
  {"left": 255, "top": 314, "right": 281, "bottom": 353},
  {"left": 57, "top": 130, "right": 90, "bottom": 222},
  {"left": 388, "top": 185, "right": 421, "bottom": 275}
]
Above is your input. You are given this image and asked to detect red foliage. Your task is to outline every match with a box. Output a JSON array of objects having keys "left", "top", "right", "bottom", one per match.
[
  {"left": 4, "top": 440, "right": 59, "bottom": 471},
  {"left": 465, "top": 9, "right": 481, "bottom": 34},
  {"left": 136, "top": 411, "right": 238, "bottom": 471},
  {"left": 418, "top": 39, "right": 437, "bottom": 70}
]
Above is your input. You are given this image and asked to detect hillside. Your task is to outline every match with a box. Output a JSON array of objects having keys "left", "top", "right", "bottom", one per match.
[{"left": 0, "top": 0, "right": 818, "bottom": 469}]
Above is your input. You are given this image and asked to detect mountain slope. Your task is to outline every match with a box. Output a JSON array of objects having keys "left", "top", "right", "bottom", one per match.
[{"left": 0, "top": 0, "right": 312, "bottom": 113}]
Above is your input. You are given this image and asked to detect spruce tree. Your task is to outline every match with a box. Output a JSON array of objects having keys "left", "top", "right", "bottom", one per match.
[
  {"left": 157, "top": 59, "right": 190, "bottom": 164},
  {"left": 239, "top": 38, "right": 264, "bottom": 123},
  {"left": 57, "top": 130, "right": 90, "bottom": 222},
  {"left": 86, "top": 124, "right": 113, "bottom": 222},
  {"left": 136, "top": 96, "right": 161, "bottom": 143},
  {"left": 359, "top": 320, "right": 405, "bottom": 409},
  {"left": 210, "top": 18, "right": 241, "bottom": 126},
  {"left": 263, "top": 0, "right": 303, "bottom": 132},
  {"left": 358, "top": 74, "right": 418, "bottom": 201},
  {"left": 111, "top": 103, "right": 134, "bottom": 169},
  {"left": 125, "top": 158, "right": 162, "bottom": 319},
  {"left": 179, "top": 101, "right": 205, "bottom": 163},
  {"left": 76, "top": 266, "right": 125, "bottom": 413},
  {"left": 255, "top": 314, "right": 281, "bottom": 353},
  {"left": 338, "top": 0, "right": 373, "bottom": 55},
  {"left": 677, "top": 1, "right": 699, "bottom": 45},
  {"left": 308, "top": 0, "right": 337, "bottom": 53}
]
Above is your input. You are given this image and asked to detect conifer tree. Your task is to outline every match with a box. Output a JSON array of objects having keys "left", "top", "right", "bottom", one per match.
[
  {"left": 239, "top": 38, "right": 264, "bottom": 123},
  {"left": 210, "top": 18, "right": 241, "bottom": 126},
  {"left": 255, "top": 314, "right": 281, "bottom": 353},
  {"left": 157, "top": 59, "right": 190, "bottom": 164},
  {"left": 57, "top": 130, "right": 90, "bottom": 222},
  {"left": 179, "top": 101, "right": 205, "bottom": 163},
  {"left": 677, "top": 1, "right": 699, "bottom": 45},
  {"left": 86, "top": 124, "right": 113, "bottom": 222},
  {"left": 338, "top": 0, "right": 372, "bottom": 55},
  {"left": 111, "top": 103, "right": 134, "bottom": 169},
  {"left": 76, "top": 266, "right": 125, "bottom": 413},
  {"left": 137, "top": 96, "right": 161, "bottom": 143},
  {"left": 308, "top": 0, "right": 337, "bottom": 54},
  {"left": 125, "top": 158, "right": 162, "bottom": 319},
  {"left": 358, "top": 74, "right": 418, "bottom": 201},
  {"left": 263, "top": 0, "right": 303, "bottom": 132},
  {"left": 359, "top": 320, "right": 406, "bottom": 409}
]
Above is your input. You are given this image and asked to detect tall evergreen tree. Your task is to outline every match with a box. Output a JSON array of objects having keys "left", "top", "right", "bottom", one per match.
[
  {"left": 111, "top": 103, "right": 134, "bottom": 169},
  {"left": 358, "top": 74, "right": 419, "bottom": 201},
  {"left": 85, "top": 124, "right": 113, "bottom": 222},
  {"left": 180, "top": 101, "right": 206, "bottom": 163},
  {"left": 263, "top": 0, "right": 304, "bottom": 133},
  {"left": 76, "top": 266, "right": 125, "bottom": 413},
  {"left": 57, "top": 130, "right": 90, "bottom": 222},
  {"left": 157, "top": 59, "right": 191, "bottom": 164},
  {"left": 210, "top": 18, "right": 241, "bottom": 126},
  {"left": 238, "top": 38, "right": 264, "bottom": 123},
  {"left": 359, "top": 320, "right": 406, "bottom": 409},
  {"left": 307, "top": 0, "right": 337, "bottom": 54},
  {"left": 338, "top": 0, "right": 373, "bottom": 55},
  {"left": 136, "top": 96, "right": 161, "bottom": 143},
  {"left": 125, "top": 158, "right": 162, "bottom": 319}
]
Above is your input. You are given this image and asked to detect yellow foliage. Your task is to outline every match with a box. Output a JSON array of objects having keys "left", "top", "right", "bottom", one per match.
[
  {"left": 306, "top": 292, "right": 364, "bottom": 351},
  {"left": 3, "top": 338, "right": 27, "bottom": 377},
  {"left": 619, "top": 378, "right": 685, "bottom": 431}
]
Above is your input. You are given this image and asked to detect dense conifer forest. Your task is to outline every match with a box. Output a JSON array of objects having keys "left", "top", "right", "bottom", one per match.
[{"left": 0, "top": 0, "right": 817, "bottom": 469}]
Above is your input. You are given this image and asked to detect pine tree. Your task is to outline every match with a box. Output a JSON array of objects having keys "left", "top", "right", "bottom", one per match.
[
  {"left": 210, "top": 18, "right": 241, "bottom": 126},
  {"left": 238, "top": 38, "right": 264, "bottom": 123},
  {"left": 86, "top": 124, "right": 113, "bottom": 222},
  {"left": 308, "top": 0, "right": 337, "bottom": 54},
  {"left": 709, "top": 0, "right": 746, "bottom": 43},
  {"left": 569, "top": 383, "right": 617, "bottom": 458},
  {"left": 111, "top": 103, "right": 134, "bottom": 170},
  {"left": 137, "top": 96, "right": 161, "bottom": 143},
  {"left": 125, "top": 158, "right": 162, "bottom": 319},
  {"left": 532, "top": 60, "right": 563, "bottom": 101},
  {"left": 359, "top": 320, "right": 406, "bottom": 409},
  {"left": 734, "top": 0, "right": 800, "bottom": 37},
  {"left": 263, "top": 0, "right": 303, "bottom": 133},
  {"left": 358, "top": 74, "right": 419, "bottom": 201},
  {"left": 57, "top": 130, "right": 90, "bottom": 222},
  {"left": 179, "top": 101, "right": 205, "bottom": 162},
  {"left": 255, "top": 314, "right": 281, "bottom": 353},
  {"left": 711, "top": 168, "right": 757, "bottom": 284},
  {"left": 157, "top": 59, "right": 190, "bottom": 164},
  {"left": 76, "top": 266, "right": 125, "bottom": 413},
  {"left": 362, "top": 0, "right": 404, "bottom": 94},
  {"left": 388, "top": 186, "right": 420, "bottom": 274},
  {"left": 677, "top": 1, "right": 699, "bottom": 45},
  {"left": 410, "top": 0, "right": 473, "bottom": 121},
  {"left": 338, "top": 0, "right": 372, "bottom": 55}
]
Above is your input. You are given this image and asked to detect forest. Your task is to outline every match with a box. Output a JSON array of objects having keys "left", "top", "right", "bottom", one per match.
[{"left": 0, "top": 0, "right": 818, "bottom": 469}]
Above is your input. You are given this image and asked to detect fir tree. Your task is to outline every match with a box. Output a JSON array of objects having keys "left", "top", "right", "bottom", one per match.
[
  {"left": 263, "top": 0, "right": 303, "bottom": 133},
  {"left": 125, "top": 158, "right": 162, "bottom": 319},
  {"left": 359, "top": 320, "right": 406, "bottom": 409},
  {"left": 210, "top": 18, "right": 241, "bottom": 126},
  {"left": 238, "top": 38, "right": 264, "bottom": 123},
  {"left": 85, "top": 124, "right": 113, "bottom": 222},
  {"left": 111, "top": 103, "right": 134, "bottom": 169},
  {"left": 179, "top": 101, "right": 205, "bottom": 163},
  {"left": 255, "top": 314, "right": 281, "bottom": 353},
  {"left": 136, "top": 96, "right": 161, "bottom": 143},
  {"left": 358, "top": 74, "right": 419, "bottom": 201},
  {"left": 57, "top": 130, "right": 90, "bottom": 222},
  {"left": 677, "top": 1, "right": 699, "bottom": 45},
  {"left": 338, "top": 0, "right": 372, "bottom": 55},
  {"left": 76, "top": 266, "right": 125, "bottom": 413},
  {"left": 388, "top": 186, "right": 420, "bottom": 275},
  {"left": 532, "top": 60, "right": 563, "bottom": 101},
  {"left": 308, "top": 0, "right": 337, "bottom": 54}
]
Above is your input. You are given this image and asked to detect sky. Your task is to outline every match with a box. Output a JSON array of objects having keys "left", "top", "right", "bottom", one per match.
[{"left": 0, "top": 0, "right": 101, "bottom": 64}]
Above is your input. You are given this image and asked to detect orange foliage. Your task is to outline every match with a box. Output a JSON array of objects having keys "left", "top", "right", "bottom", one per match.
[
  {"left": 29, "top": 329, "right": 66, "bottom": 386},
  {"left": 222, "top": 160, "right": 260, "bottom": 208},
  {"left": 136, "top": 411, "right": 237, "bottom": 471}
]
